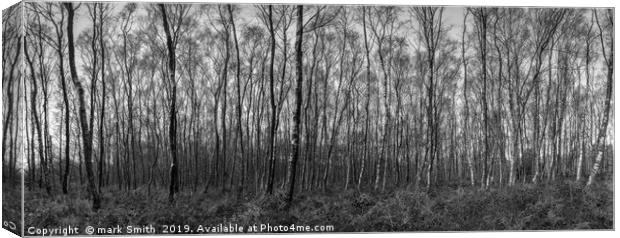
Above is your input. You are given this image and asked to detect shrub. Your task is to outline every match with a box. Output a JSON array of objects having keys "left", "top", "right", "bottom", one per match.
[{"left": 22, "top": 180, "right": 612, "bottom": 232}]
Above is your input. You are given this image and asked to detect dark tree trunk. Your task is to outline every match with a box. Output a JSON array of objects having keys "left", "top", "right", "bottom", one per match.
[
  {"left": 228, "top": 5, "right": 245, "bottom": 198},
  {"left": 159, "top": 4, "right": 179, "bottom": 203},
  {"left": 64, "top": 2, "right": 101, "bottom": 210},
  {"left": 266, "top": 5, "right": 277, "bottom": 195},
  {"left": 98, "top": 4, "right": 107, "bottom": 191},
  {"left": 286, "top": 5, "right": 304, "bottom": 206}
]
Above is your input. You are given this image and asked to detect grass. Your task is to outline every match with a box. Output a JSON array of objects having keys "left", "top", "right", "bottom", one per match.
[
  {"left": 2, "top": 185, "right": 22, "bottom": 236},
  {"left": 20, "top": 179, "right": 613, "bottom": 233}
]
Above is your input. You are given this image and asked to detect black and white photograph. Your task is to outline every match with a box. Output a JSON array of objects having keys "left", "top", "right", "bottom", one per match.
[{"left": 1, "top": 0, "right": 616, "bottom": 236}]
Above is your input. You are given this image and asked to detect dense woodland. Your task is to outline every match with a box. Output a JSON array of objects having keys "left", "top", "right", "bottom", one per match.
[{"left": 1, "top": 2, "right": 614, "bottom": 231}]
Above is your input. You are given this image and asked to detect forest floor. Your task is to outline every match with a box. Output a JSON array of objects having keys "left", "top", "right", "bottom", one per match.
[{"left": 16, "top": 178, "right": 614, "bottom": 233}]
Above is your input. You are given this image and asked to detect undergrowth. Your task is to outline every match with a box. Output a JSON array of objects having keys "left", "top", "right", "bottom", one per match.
[
  {"left": 23, "top": 180, "right": 613, "bottom": 232},
  {"left": 2, "top": 186, "right": 22, "bottom": 235}
]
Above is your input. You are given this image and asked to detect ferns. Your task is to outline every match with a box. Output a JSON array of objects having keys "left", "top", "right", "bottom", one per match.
[{"left": 23, "top": 180, "right": 612, "bottom": 232}]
